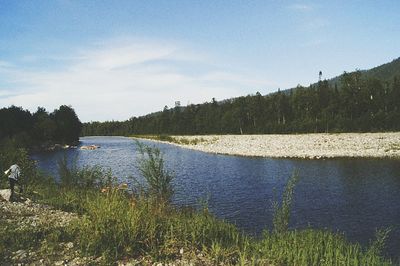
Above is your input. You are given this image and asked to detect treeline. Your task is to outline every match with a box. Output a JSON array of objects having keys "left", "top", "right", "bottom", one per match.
[
  {"left": 83, "top": 71, "right": 400, "bottom": 136},
  {"left": 0, "top": 105, "right": 82, "bottom": 149}
]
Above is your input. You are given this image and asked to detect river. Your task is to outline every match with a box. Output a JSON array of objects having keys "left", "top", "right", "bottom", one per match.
[{"left": 32, "top": 136, "right": 400, "bottom": 260}]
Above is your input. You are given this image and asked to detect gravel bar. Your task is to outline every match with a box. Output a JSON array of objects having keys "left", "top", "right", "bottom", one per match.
[{"left": 136, "top": 133, "right": 400, "bottom": 159}]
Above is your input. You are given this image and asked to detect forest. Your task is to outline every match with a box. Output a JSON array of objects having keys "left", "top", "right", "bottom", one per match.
[
  {"left": 0, "top": 105, "right": 82, "bottom": 149},
  {"left": 82, "top": 69, "right": 400, "bottom": 136}
]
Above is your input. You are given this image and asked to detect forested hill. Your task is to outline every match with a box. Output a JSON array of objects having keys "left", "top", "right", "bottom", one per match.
[
  {"left": 327, "top": 57, "right": 400, "bottom": 87},
  {"left": 82, "top": 58, "right": 400, "bottom": 136}
]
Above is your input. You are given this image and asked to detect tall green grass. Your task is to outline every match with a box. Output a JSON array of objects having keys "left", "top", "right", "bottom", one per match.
[
  {"left": 57, "top": 154, "right": 114, "bottom": 189},
  {"left": 258, "top": 229, "right": 391, "bottom": 266},
  {"left": 135, "top": 142, "right": 174, "bottom": 202},
  {"left": 272, "top": 171, "right": 299, "bottom": 234}
]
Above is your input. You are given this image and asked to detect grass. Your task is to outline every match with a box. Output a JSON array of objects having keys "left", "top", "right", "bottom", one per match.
[{"left": 0, "top": 144, "right": 395, "bottom": 265}]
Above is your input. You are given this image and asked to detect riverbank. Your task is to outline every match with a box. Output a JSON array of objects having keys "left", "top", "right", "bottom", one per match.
[
  {"left": 1, "top": 144, "right": 395, "bottom": 265},
  {"left": 132, "top": 132, "right": 400, "bottom": 159},
  {"left": 1, "top": 184, "right": 393, "bottom": 266},
  {"left": 0, "top": 193, "right": 88, "bottom": 265}
]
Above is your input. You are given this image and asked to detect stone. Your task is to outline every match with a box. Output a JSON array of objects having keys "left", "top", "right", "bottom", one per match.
[
  {"left": 12, "top": 249, "right": 27, "bottom": 260},
  {"left": 0, "top": 189, "right": 12, "bottom": 201},
  {"left": 66, "top": 242, "right": 74, "bottom": 249},
  {"left": 24, "top": 198, "right": 32, "bottom": 205}
]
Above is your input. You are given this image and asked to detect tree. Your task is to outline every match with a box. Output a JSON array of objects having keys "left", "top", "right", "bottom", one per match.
[
  {"left": 32, "top": 107, "right": 56, "bottom": 142},
  {"left": 52, "top": 105, "right": 82, "bottom": 144}
]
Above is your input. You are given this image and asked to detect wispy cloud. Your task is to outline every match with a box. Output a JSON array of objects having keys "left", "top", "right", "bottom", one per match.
[
  {"left": 0, "top": 60, "right": 14, "bottom": 68},
  {"left": 301, "top": 38, "right": 325, "bottom": 47},
  {"left": 288, "top": 3, "right": 313, "bottom": 11},
  {"left": 301, "top": 18, "right": 328, "bottom": 31},
  {"left": 0, "top": 38, "right": 274, "bottom": 121}
]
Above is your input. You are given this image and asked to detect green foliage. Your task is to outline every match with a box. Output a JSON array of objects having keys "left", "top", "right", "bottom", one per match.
[
  {"left": 272, "top": 171, "right": 299, "bottom": 233},
  {"left": 367, "top": 228, "right": 392, "bottom": 258},
  {"left": 0, "top": 105, "right": 82, "bottom": 150},
  {"left": 71, "top": 190, "right": 242, "bottom": 263},
  {"left": 258, "top": 229, "right": 392, "bottom": 266},
  {"left": 52, "top": 105, "right": 82, "bottom": 144},
  {"left": 57, "top": 155, "right": 114, "bottom": 189},
  {"left": 0, "top": 144, "right": 40, "bottom": 191},
  {"left": 135, "top": 142, "right": 174, "bottom": 202},
  {"left": 0, "top": 106, "right": 33, "bottom": 146}
]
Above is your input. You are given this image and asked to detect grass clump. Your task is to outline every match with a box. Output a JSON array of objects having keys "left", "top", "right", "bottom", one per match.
[{"left": 258, "top": 229, "right": 392, "bottom": 266}]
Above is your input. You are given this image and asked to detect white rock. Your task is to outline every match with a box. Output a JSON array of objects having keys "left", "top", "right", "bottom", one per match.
[{"left": 0, "top": 189, "right": 12, "bottom": 201}]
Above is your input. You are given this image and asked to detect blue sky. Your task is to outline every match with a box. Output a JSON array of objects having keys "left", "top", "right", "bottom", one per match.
[{"left": 0, "top": 0, "right": 399, "bottom": 121}]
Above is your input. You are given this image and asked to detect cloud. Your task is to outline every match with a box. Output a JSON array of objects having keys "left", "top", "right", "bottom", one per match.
[
  {"left": 0, "top": 38, "right": 274, "bottom": 122},
  {"left": 0, "top": 60, "right": 14, "bottom": 68},
  {"left": 302, "top": 38, "right": 325, "bottom": 47},
  {"left": 288, "top": 4, "right": 313, "bottom": 11}
]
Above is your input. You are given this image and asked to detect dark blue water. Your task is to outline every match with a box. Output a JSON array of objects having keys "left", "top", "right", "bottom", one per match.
[{"left": 32, "top": 136, "right": 400, "bottom": 260}]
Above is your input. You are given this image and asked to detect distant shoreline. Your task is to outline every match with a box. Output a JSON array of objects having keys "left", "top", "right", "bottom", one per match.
[{"left": 132, "top": 132, "right": 400, "bottom": 159}]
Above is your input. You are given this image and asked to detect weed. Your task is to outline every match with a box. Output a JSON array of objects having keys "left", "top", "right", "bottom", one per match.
[
  {"left": 272, "top": 171, "right": 299, "bottom": 233},
  {"left": 135, "top": 142, "right": 174, "bottom": 202}
]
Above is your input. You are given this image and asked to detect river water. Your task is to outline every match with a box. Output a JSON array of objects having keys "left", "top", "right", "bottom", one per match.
[{"left": 32, "top": 136, "right": 400, "bottom": 260}]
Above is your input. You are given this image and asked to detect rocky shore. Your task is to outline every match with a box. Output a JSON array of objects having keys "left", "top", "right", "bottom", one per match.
[
  {"left": 0, "top": 191, "right": 214, "bottom": 265},
  {"left": 136, "top": 132, "right": 400, "bottom": 159},
  {"left": 0, "top": 190, "right": 85, "bottom": 265}
]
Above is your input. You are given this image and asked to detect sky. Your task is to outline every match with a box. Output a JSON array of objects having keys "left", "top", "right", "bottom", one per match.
[{"left": 0, "top": 0, "right": 399, "bottom": 122}]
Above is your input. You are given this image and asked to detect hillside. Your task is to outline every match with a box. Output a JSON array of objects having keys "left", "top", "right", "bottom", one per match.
[
  {"left": 327, "top": 57, "right": 400, "bottom": 87},
  {"left": 82, "top": 57, "right": 400, "bottom": 136}
]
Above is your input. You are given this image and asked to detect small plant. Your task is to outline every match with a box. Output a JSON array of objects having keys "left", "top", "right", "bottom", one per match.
[
  {"left": 272, "top": 171, "right": 299, "bottom": 233},
  {"left": 367, "top": 228, "right": 392, "bottom": 257},
  {"left": 135, "top": 142, "right": 174, "bottom": 202},
  {"left": 57, "top": 154, "right": 114, "bottom": 189},
  {"left": 57, "top": 154, "right": 78, "bottom": 187}
]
